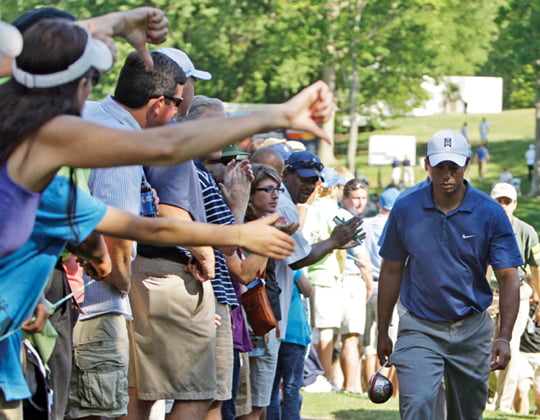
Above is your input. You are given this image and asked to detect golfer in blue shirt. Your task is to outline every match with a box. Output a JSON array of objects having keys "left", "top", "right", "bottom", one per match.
[{"left": 377, "top": 129, "right": 523, "bottom": 419}]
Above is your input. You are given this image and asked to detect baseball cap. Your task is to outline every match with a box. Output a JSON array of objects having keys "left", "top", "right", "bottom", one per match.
[
  {"left": 490, "top": 182, "right": 517, "bottom": 201},
  {"left": 157, "top": 47, "right": 212, "bottom": 80},
  {"left": 268, "top": 143, "right": 293, "bottom": 161},
  {"left": 321, "top": 167, "right": 346, "bottom": 188},
  {"left": 221, "top": 143, "right": 248, "bottom": 158},
  {"left": 12, "top": 28, "right": 112, "bottom": 88},
  {"left": 427, "top": 129, "right": 471, "bottom": 167},
  {"left": 0, "top": 21, "right": 22, "bottom": 58},
  {"left": 379, "top": 188, "right": 401, "bottom": 211},
  {"left": 285, "top": 151, "right": 323, "bottom": 179}
]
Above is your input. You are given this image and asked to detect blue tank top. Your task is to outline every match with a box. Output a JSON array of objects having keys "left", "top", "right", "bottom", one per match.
[{"left": 0, "top": 161, "right": 41, "bottom": 258}]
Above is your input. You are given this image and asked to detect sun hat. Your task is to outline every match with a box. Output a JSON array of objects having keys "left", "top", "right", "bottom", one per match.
[
  {"left": 11, "top": 28, "right": 112, "bottom": 88},
  {"left": 157, "top": 47, "right": 212, "bottom": 80},
  {"left": 427, "top": 129, "right": 471, "bottom": 167},
  {"left": 490, "top": 182, "right": 517, "bottom": 202},
  {"left": 0, "top": 21, "right": 22, "bottom": 58},
  {"left": 285, "top": 151, "right": 323, "bottom": 179},
  {"left": 221, "top": 143, "right": 249, "bottom": 158}
]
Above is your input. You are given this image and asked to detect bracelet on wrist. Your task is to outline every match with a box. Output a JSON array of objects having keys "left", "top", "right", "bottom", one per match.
[{"left": 494, "top": 338, "right": 510, "bottom": 346}]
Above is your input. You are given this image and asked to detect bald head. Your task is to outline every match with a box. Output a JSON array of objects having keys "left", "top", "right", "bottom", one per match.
[{"left": 251, "top": 147, "right": 285, "bottom": 175}]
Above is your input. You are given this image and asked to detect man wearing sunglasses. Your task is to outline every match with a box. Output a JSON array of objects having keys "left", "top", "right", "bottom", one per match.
[
  {"left": 67, "top": 51, "right": 187, "bottom": 419},
  {"left": 266, "top": 152, "right": 363, "bottom": 419}
]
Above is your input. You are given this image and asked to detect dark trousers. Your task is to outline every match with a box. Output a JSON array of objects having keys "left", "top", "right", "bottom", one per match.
[
  {"left": 45, "top": 263, "right": 78, "bottom": 420},
  {"left": 267, "top": 342, "right": 306, "bottom": 420},
  {"left": 221, "top": 349, "right": 241, "bottom": 420}
]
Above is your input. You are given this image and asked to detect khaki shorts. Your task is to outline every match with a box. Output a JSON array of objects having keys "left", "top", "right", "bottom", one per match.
[
  {"left": 236, "top": 352, "right": 252, "bottom": 416},
  {"left": 128, "top": 256, "right": 217, "bottom": 401},
  {"left": 311, "top": 276, "right": 366, "bottom": 334},
  {"left": 0, "top": 389, "right": 22, "bottom": 420},
  {"left": 66, "top": 313, "right": 129, "bottom": 419},
  {"left": 215, "top": 302, "right": 234, "bottom": 401}
]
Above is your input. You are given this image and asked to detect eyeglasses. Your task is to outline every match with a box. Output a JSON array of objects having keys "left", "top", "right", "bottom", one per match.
[
  {"left": 254, "top": 186, "right": 285, "bottom": 194},
  {"left": 163, "top": 95, "right": 184, "bottom": 107}
]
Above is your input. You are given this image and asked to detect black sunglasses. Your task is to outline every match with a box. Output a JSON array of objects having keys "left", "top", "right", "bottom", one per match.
[{"left": 163, "top": 95, "right": 184, "bottom": 107}]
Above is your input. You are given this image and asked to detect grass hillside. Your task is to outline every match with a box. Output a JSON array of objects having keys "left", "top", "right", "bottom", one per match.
[
  {"left": 301, "top": 109, "right": 540, "bottom": 420},
  {"left": 333, "top": 108, "right": 540, "bottom": 233}
]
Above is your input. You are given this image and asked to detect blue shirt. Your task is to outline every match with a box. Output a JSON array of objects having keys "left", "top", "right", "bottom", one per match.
[
  {"left": 0, "top": 175, "right": 107, "bottom": 400},
  {"left": 283, "top": 270, "right": 311, "bottom": 347},
  {"left": 380, "top": 181, "right": 522, "bottom": 322}
]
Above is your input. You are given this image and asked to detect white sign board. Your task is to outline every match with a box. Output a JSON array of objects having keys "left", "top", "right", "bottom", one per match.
[{"left": 368, "top": 135, "right": 416, "bottom": 166}]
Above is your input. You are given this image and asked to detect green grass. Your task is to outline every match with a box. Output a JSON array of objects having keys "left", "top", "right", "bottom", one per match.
[
  {"left": 300, "top": 391, "right": 539, "bottom": 419},
  {"left": 301, "top": 109, "right": 540, "bottom": 419},
  {"left": 333, "top": 108, "right": 540, "bottom": 233}
]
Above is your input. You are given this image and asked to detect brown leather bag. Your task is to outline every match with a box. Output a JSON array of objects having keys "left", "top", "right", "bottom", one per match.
[{"left": 242, "top": 278, "right": 279, "bottom": 337}]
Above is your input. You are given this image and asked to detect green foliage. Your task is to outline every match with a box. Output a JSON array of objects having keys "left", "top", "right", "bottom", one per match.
[
  {"left": 4, "top": 0, "right": 510, "bottom": 112},
  {"left": 481, "top": 0, "right": 540, "bottom": 109}
]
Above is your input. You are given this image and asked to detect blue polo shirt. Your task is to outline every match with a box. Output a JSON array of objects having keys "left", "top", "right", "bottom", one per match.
[{"left": 380, "top": 181, "right": 522, "bottom": 322}]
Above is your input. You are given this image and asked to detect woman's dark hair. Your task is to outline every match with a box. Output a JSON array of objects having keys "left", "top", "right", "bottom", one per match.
[
  {"left": 246, "top": 164, "right": 282, "bottom": 222},
  {"left": 0, "top": 18, "right": 88, "bottom": 164}
]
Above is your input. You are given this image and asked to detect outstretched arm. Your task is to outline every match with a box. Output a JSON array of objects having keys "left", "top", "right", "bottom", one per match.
[
  {"left": 95, "top": 207, "right": 295, "bottom": 260},
  {"left": 290, "top": 214, "right": 363, "bottom": 270},
  {"left": 20, "top": 81, "right": 335, "bottom": 193}
]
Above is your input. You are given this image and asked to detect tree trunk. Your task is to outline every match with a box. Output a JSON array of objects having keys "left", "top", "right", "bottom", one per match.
[
  {"left": 530, "top": 71, "right": 540, "bottom": 197},
  {"left": 319, "top": 66, "right": 336, "bottom": 165},
  {"left": 318, "top": 0, "right": 339, "bottom": 166},
  {"left": 347, "top": 0, "right": 364, "bottom": 173}
]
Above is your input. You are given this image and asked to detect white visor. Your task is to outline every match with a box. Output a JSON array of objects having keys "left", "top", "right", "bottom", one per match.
[
  {"left": 12, "top": 29, "right": 112, "bottom": 88},
  {"left": 0, "top": 21, "right": 23, "bottom": 58}
]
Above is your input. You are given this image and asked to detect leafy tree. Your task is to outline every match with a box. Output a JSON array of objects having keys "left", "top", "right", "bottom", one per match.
[{"left": 481, "top": 0, "right": 540, "bottom": 195}]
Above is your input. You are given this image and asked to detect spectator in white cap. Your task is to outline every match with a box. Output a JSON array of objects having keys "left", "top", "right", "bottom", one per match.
[
  {"left": 377, "top": 128, "right": 522, "bottom": 418},
  {"left": 157, "top": 47, "right": 212, "bottom": 116},
  {"left": 489, "top": 182, "right": 540, "bottom": 414}
]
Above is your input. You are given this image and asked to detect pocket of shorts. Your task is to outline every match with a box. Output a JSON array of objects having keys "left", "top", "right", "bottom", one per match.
[
  {"left": 73, "top": 339, "right": 128, "bottom": 410},
  {"left": 79, "top": 367, "right": 127, "bottom": 409}
]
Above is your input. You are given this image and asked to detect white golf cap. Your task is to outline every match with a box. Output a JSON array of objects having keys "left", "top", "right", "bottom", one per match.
[
  {"left": 12, "top": 29, "right": 112, "bottom": 88},
  {"left": 0, "top": 20, "right": 23, "bottom": 58},
  {"left": 491, "top": 182, "right": 517, "bottom": 201},
  {"left": 157, "top": 47, "right": 212, "bottom": 80},
  {"left": 427, "top": 129, "right": 471, "bottom": 167}
]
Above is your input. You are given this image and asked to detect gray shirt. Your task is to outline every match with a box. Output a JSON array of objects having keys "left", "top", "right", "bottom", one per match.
[{"left": 275, "top": 186, "right": 311, "bottom": 338}]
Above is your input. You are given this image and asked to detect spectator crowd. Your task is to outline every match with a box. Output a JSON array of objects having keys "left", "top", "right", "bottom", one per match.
[{"left": 1, "top": 6, "right": 540, "bottom": 420}]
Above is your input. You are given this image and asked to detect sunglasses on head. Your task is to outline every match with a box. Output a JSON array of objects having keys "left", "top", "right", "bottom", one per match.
[{"left": 287, "top": 159, "right": 323, "bottom": 172}]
